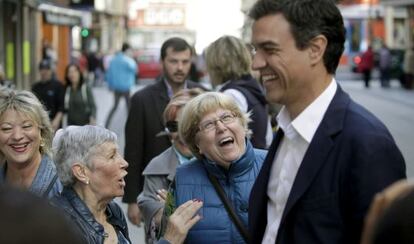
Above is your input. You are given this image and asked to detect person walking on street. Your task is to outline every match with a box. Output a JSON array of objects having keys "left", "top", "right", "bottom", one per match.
[
  {"left": 0, "top": 64, "right": 14, "bottom": 90},
  {"left": 379, "top": 43, "right": 392, "bottom": 88},
  {"left": 105, "top": 43, "right": 137, "bottom": 129},
  {"left": 359, "top": 46, "right": 375, "bottom": 88},
  {"left": 32, "top": 59, "right": 64, "bottom": 132},
  {"left": 403, "top": 47, "right": 414, "bottom": 89},
  {"left": 123, "top": 37, "right": 206, "bottom": 227},
  {"left": 63, "top": 63, "right": 97, "bottom": 126},
  {"left": 248, "top": 0, "right": 406, "bottom": 243}
]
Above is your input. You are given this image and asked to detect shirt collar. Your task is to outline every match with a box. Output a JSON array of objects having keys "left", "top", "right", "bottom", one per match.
[
  {"left": 172, "top": 145, "right": 193, "bottom": 165},
  {"left": 163, "top": 78, "right": 188, "bottom": 98},
  {"left": 277, "top": 79, "right": 337, "bottom": 142}
]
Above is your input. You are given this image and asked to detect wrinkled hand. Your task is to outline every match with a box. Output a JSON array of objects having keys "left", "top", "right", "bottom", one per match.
[
  {"left": 127, "top": 203, "right": 142, "bottom": 227},
  {"left": 164, "top": 200, "right": 203, "bottom": 244},
  {"left": 157, "top": 189, "right": 168, "bottom": 204},
  {"left": 361, "top": 179, "right": 414, "bottom": 244}
]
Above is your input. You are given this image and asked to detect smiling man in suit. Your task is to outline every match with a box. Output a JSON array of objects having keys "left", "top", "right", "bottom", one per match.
[
  {"left": 248, "top": 0, "right": 406, "bottom": 244},
  {"left": 123, "top": 37, "right": 206, "bottom": 226}
]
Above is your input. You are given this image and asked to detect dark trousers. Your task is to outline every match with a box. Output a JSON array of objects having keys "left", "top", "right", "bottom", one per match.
[
  {"left": 362, "top": 69, "right": 372, "bottom": 88},
  {"left": 105, "top": 90, "right": 130, "bottom": 128},
  {"left": 380, "top": 68, "right": 391, "bottom": 88}
]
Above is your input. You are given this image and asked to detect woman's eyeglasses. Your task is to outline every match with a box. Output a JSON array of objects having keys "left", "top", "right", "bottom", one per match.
[{"left": 198, "top": 113, "right": 237, "bottom": 132}]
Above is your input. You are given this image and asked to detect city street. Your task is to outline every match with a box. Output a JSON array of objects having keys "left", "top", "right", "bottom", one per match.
[{"left": 93, "top": 72, "right": 414, "bottom": 243}]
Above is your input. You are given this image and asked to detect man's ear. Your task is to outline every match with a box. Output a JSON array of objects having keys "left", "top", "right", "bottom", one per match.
[
  {"left": 72, "top": 163, "right": 89, "bottom": 184},
  {"left": 308, "top": 34, "right": 327, "bottom": 66}
]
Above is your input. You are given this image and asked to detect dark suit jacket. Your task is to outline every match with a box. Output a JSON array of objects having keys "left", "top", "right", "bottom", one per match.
[
  {"left": 123, "top": 79, "right": 206, "bottom": 203},
  {"left": 249, "top": 85, "right": 406, "bottom": 244}
]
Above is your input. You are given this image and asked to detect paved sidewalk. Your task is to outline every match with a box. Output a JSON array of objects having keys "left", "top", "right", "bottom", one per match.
[{"left": 339, "top": 79, "right": 414, "bottom": 108}]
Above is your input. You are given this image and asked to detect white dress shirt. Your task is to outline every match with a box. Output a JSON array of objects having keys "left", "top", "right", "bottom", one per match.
[{"left": 262, "top": 80, "right": 337, "bottom": 244}]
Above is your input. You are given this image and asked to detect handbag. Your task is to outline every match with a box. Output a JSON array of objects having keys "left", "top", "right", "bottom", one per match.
[{"left": 206, "top": 171, "right": 251, "bottom": 243}]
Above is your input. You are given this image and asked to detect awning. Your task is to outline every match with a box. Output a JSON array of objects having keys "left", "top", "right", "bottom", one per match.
[
  {"left": 338, "top": 4, "right": 384, "bottom": 19},
  {"left": 38, "top": 3, "right": 91, "bottom": 27},
  {"left": 381, "top": 0, "right": 414, "bottom": 6}
]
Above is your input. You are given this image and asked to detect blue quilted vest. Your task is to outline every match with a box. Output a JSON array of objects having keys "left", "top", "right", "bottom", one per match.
[{"left": 174, "top": 141, "right": 266, "bottom": 243}]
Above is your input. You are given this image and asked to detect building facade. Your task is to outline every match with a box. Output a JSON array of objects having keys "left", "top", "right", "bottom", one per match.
[{"left": 0, "top": 0, "right": 127, "bottom": 89}]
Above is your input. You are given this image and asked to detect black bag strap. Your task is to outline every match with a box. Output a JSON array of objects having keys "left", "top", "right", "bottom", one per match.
[
  {"left": 43, "top": 174, "right": 58, "bottom": 197},
  {"left": 206, "top": 172, "right": 251, "bottom": 243}
]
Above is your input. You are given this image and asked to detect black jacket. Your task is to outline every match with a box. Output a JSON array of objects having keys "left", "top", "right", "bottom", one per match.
[{"left": 221, "top": 74, "right": 268, "bottom": 149}]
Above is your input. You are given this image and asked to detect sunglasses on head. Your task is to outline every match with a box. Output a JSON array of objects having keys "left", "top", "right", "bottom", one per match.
[{"left": 165, "top": 121, "right": 178, "bottom": 133}]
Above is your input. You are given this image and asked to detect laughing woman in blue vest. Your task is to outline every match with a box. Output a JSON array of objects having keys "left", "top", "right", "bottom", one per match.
[
  {"left": 162, "top": 92, "right": 266, "bottom": 244},
  {"left": 64, "top": 63, "right": 97, "bottom": 126}
]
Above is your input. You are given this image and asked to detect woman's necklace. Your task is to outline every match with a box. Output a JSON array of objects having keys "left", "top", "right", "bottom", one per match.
[{"left": 102, "top": 221, "right": 117, "bottom": 244}]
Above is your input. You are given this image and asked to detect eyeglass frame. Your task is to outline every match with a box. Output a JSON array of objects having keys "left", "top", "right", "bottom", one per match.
[{"left": 197, "top": 112, "right": 238, "bottom": 133}]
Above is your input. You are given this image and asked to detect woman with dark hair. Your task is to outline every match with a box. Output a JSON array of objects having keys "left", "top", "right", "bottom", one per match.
[{"left": 64, "top": 63, "right": 97, "bottom": 126}]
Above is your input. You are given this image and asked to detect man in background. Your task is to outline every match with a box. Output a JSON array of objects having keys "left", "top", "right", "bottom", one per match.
[
  {"left": 32, "top": 59, "right": 64, "bottom": 131},
  {"left": 123, "top": 37, "right": 206, "bottom": 226}
]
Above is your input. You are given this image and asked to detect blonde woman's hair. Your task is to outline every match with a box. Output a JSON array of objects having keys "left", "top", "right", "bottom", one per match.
[
  {"left": 0, "top": 89, "right": 53, "bottom": 157},
  {"left": 205, "top": 35, "right": 252, "bottom": 87}
]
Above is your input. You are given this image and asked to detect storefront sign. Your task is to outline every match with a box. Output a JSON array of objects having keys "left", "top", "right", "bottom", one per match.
[{"left": 43, "top": 12, "right": 81, "bottom": 26}]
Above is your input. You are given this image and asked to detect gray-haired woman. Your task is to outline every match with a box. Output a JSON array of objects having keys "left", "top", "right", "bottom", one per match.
[
  {"left": 0, "top": 89, "right": 61, "bottom": 198},
  {"left": 51, "top": 125, "right": 130, "bottom": 244}
]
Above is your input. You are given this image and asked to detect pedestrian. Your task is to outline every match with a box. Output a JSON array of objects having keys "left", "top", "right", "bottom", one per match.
[
  {"left": 379, "top": 42, "right": 392, "bottom": 88},
  {"left": 160, "top": 92, "right": 266, "bottom": 243},
  {"left": 359, "top": 46, "right": 375, "bottom": 88},
  {"left": 402, "top": 47, "right": 414, "bottom": 89},
  {"left": 205, "top": 35, "right": 272, "bottom": 149},
  {"left": 137, "top": 88, "right": 203, "bottom": 243},
  {"left": 41, "top": 39, "right": 58, "bottom": 77},
  {"left": 0, "top": 89, "right": 62, "bottom": 198},
  {"left": 51, "top": 125, "right": 131, "bottom": 244},
  {"left": 32, "top": 59, "right": 65, "bottom": 132},
  {"left": 248, "top": 0, "right": 406, "bottom": 243},
  {"left": 123, "top": 37, "right": 207, "bottom": 227},
  {"left": 105, "top": 43, "right": 137, "bottom": 129},
  {"left": 0, "top": 64, "right": 14, "bottom": 90},
  {"left": 63, "top": 63, "right": 97, "bottom": 126}
]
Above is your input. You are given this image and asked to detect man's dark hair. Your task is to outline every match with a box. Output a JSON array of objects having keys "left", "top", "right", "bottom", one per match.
[
  {"left": 249, "top": 0, "right": 345, "bottom": 74},
  {"left": 122, "top": 43, "right": 131, "bottom": 53},
  {"left": 160, "top": 37, "right": 192, "bottom": 60}
]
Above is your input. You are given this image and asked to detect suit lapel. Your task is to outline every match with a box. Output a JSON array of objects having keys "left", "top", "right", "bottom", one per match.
[
  {"left": 280, "top": 86, "right": 350, "bottom": 225},
  {"left": 249, "top": 129, "right": 284, "bottom": 242}
]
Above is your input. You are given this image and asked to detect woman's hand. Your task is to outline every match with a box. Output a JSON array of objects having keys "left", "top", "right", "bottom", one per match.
[
  {"left": 163, "top": 199, "right": 203, "bottom": 244},
  {"left": 157, "top": 189, "right": 168, "bottom": 204},
  {"left": 127, "top": 203, "right": 142, "bottom": 227}
]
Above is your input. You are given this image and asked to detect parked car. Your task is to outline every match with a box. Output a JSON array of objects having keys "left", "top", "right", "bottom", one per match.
[
  {"left": 351, "top": 49, "right": 405, "bottom": 82},
  {"left": 134, "top": 49, "right": 162, "bottom": 80}
]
